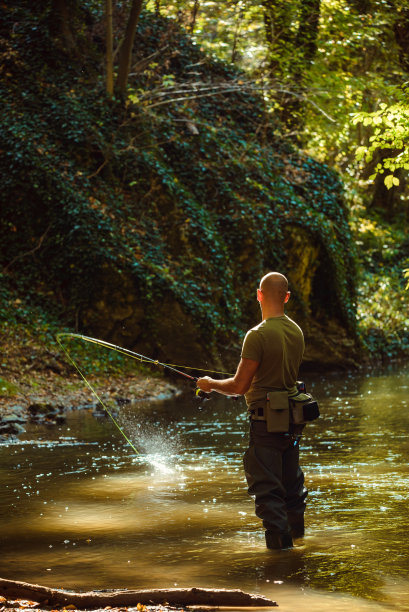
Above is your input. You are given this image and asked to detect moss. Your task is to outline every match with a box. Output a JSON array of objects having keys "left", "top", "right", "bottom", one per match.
[
  {"left": 0, "top": 2, "right": 357, "bottom": 366},
  {"left": 0, "top": 378, "right": 19, "bottom": 397}
]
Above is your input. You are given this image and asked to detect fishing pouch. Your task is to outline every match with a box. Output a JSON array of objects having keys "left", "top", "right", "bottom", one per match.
[
  {"left": 289, "top": 393, "right": 320, "bottom": 425},
  {"left": 265, "top": 391, "right": 290, "bottom": 432}
]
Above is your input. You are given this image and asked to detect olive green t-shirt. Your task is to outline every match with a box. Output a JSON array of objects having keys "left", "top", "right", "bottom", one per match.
[{"left": 241, "top": 315, "right": 304, "bottom": 410}]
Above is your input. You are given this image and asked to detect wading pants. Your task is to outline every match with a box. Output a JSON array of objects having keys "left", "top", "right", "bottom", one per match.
[{"left": 243, "top": 420, "right": 307, "bottom": 537}]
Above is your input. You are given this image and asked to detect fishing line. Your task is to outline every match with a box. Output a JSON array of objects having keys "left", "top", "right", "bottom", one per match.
[
  {"left": 56, "top": 332, "right": 234, "bottom": 454},
  {"left": 57, "top": 333, "right": 140, "bottom": 454},
  {"left": 57, "top": 333, "right": 233, "bottom": 378}
]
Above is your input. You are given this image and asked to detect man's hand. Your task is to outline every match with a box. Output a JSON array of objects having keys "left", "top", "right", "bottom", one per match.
[
  {"left": 196, "top": 358, "right": 259, "bottom": 397},
  {"left": 196, "top": 376, "right": 214, "bottom": 393}
]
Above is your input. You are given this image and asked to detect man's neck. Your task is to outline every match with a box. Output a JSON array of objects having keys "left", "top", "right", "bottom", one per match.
[{"left": 261, "top": 305, "right": 285, "bottom": 321}]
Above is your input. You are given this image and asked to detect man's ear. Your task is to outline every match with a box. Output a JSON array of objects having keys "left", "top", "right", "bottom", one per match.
[
  {"left": 257, "top": 288, "right": 263, "bottom": 303},
  {"left": 284, "top": 291, "right": 290, "bottom": 304}
]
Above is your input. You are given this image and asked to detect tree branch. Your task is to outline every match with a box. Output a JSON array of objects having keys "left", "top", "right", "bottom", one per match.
[
  {"left": 139, "top": 80, "right": 336, "bottom": 122},
  {"left": 3, "top": 224, "right": 52, "bottom": 274},
  {"left": 0, "top": 578, "right": 278, "bottom": 608}
]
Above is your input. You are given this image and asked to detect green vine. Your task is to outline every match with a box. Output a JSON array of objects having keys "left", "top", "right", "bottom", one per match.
[{"left": 0, "top": 2, "right": 357, "bottom": 362}]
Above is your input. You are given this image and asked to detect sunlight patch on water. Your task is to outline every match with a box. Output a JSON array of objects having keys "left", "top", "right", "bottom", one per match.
[
  {"left": 274, "top": 587, "right": 391, "bottom": 612},
  {"left": 2, "top": 364, "right": 409, "bottom": 609},
  {"left": 133, "top": 454, "right": 179, "bottom": 475},
  {"left": 116, "top": 411, "right": 184, "bottom": 476},
  {"left": 1, "top": 438, "right": 98, "bottom": 447}
]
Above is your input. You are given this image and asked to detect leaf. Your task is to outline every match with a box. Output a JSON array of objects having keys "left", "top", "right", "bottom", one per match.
[
  {"left": 355, "top": 146, "right": 367, "bottom": 161},
  {"left": 384, "top": 175, "right": 394, "bottom": 189},
  {"left": 384, "top": 174, "right": 399, "bottom": 189}
]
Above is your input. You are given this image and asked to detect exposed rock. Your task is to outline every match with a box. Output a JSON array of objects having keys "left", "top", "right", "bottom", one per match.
[
  {"left": 28, "top": 401, "right": 66, "bottom": 425},
  {"left": 284, "top": 225, "right": 322, "bottom": 315},
  {"left": 302, "top": 320, "right": 361, "bottom": 370},
  {"left": 0, "top": 370, "right": 184, "bottom": 442},
  {"left": 0, "top": 421, "right": 25, "bottom": 436},
  {"left": 1, "top": 413, "right": 26, "bottom": 424},
  {"left": 81, "top": 266, "right": 145, "bottom": 347}
]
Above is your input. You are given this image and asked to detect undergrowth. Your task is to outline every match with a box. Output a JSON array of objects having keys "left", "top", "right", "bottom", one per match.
[
  {"left": 3, "top": 1, "right": 405, "bottom": 369},
  {"left": 351, "top": 207, "right": 409, "bottom": 359}
]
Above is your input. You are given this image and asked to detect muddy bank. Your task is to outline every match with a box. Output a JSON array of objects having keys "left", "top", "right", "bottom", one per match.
[{"left": 0, "top": 362, "right": 182, "bottom": 443}]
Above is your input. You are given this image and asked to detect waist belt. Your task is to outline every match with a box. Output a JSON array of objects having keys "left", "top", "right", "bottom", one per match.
[
  {"left": 248, "top": 383, "right": 320, "bottom": 432},
  {"left": 249, "top": 407, "right": 266, "bottom": 420}
]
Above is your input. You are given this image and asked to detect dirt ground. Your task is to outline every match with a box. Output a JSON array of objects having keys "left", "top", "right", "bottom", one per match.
[{"left": 0, "top": 337, "right": 184, "bottom": 439}]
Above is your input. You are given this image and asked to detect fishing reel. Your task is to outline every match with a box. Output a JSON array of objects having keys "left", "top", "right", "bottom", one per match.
[{"left": 195, "top": 388, "right": 211, "bottom": 402}]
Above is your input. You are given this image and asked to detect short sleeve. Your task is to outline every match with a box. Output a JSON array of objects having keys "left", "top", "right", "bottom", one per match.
[{"left": 241, "top": 329, "right": 263, "bottom": 362}]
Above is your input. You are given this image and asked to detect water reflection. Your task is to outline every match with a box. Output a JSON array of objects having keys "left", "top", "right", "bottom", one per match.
[{"left": 1, "top": 364, "right": 409, "bottom": 610}]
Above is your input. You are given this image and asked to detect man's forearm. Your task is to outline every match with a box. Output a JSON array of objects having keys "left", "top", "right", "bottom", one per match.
[
  {"left": 206, "top": 377, "right": 243, "bottom": 396},
  {"left": 197, "top": 358, "right": 258, "bottom": 396}
]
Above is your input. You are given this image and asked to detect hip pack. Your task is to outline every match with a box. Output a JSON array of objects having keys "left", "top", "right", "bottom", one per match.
[{"left": 265, "top": 381, "right": 320, "bottom": 433}]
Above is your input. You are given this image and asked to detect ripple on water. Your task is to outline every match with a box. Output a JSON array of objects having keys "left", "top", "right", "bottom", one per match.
[{"left": 1, "top": 364, "right": 409, "bottom": 609}]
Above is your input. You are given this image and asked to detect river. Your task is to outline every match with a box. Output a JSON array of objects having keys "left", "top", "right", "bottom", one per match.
[{"left": 1, "top": 363, "right": 409, "bottom": 611}]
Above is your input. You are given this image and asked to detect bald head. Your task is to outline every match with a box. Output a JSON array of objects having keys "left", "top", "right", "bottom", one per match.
[{"left": 259, "top": 272, "right": 289, "bottom": 304}]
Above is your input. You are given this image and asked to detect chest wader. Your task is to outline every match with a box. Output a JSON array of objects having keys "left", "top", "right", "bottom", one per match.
[{"left": 244, "top": 382, "right": 319, "bottom": 550}]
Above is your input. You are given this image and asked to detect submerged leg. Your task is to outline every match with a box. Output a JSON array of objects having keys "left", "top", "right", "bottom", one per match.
[
  {"left": 243, "top": 444, "right": 293, "bottom": 549},
  {"left": 282, "top": 442, "right": 307, "bottom": 538}
]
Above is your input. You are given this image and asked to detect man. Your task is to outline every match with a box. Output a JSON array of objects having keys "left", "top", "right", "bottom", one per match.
[{"left": 197, "top": 271, "right": 307, "bottom": 550}]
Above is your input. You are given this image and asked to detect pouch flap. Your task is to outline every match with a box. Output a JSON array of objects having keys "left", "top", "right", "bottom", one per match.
[
  {"left": 288, "top": 385, "right": 312, "bottom": 402},
  {"left": 267, "top": 390, "right": 289, "bottom": 410},
  {"left": 290, "top": 392, "right": 312, "bottom": 403}
]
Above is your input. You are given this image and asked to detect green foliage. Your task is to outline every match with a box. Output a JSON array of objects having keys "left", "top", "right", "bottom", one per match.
[
  {"left": 404, "top": 268, "right": 409, "bottom": 290},
  {"left": 0, "top": 1, "right": 357, "bottom": 363},
  {"left": 143, "top": 0, "right": 409, "bottom": 229},
  {"left": 353, "top": 94, "right": 409, "bottom": 189},
  {"left": 0, "top": 378, "right": 19, "bottom": 396},
  {"left": 351, "top": 210, "right": 409, "bottom": 358}
]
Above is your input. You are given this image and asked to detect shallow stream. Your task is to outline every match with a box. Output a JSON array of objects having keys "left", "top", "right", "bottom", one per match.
[{"left": 1, "top": 363, "right": 409, "bottom": 611}]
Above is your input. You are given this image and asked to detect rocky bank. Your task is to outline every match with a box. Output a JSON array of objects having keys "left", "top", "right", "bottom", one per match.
[{"left": 0, "top": 343, "right": 182, "bottom": 443}]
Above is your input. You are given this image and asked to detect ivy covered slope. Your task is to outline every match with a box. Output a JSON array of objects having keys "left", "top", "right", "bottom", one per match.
[{"left": 0, "top": 2, "right": 358, "bottom": 370}]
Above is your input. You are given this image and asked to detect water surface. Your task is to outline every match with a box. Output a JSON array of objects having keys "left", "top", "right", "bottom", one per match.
[{"left": 1, "top": 363, "right": 409, "bottom": 611}]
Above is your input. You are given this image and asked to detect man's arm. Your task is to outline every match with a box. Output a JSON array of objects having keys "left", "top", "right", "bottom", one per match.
[{"left": 196, "top": 357, "right": 259, "bottom": 396}]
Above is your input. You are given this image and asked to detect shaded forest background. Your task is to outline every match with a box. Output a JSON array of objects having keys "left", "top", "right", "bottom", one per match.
[{"left": 1, "top": 0, "right": 409, "bottom": 378}]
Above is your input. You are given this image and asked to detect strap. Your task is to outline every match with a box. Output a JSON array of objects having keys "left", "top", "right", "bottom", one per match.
[{"left": 288, "top": 386, "right": 311, "bottom": 402}]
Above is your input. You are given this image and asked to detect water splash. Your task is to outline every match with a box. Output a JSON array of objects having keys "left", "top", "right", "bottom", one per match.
[
  {"left": 118, "top": 410, "right": 181, "bottom": 475},
  {"left": 134, "top": 454, "right": 176, "bottom": 475}
]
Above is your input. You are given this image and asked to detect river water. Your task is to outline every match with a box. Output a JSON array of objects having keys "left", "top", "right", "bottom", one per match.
[{"left": 1, "top": 363, "right": 409, "bottom": 611}]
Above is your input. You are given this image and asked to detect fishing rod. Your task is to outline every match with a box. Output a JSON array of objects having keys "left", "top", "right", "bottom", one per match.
[
  {"left": 57, "top": 332, "right": 218, "bottom": 400},
  {"left": 56, "top": 333, "right": 239, "bottom": 454},
  {"left": 56, "top": 332, "right": 239, "bottom": 454}
]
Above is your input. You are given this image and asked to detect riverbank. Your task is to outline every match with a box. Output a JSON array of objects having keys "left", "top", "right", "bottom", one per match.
[
  {"left": 0, "top": 327, "right": 182, "bottom": 442},
  {"left": 0, "top": 368, "right": 181, "bottom": 442}
]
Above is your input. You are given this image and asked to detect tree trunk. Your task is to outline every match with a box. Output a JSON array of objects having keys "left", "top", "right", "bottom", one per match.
[
  {"left": 393, "top": 5, "right": 409, "bottom": 72},
  {"left": 262, "top": 0, "right": 293, "bottom": 69},
  {"left": 261, "top": 0, "right": 321, "bottom": 134},
  {"left": 0, "top": 578, "right": 277, "bottom": 608},
  {"left": 49, "top": 0, "right": 80, "bottom": 54},
  {"left": 295, "top": 0, "right": 320, "bottom": 68},
  {"left": 116, "top": 0, "right": 145, "bottom": 94},
  {"left": 106, "top": 0, "right": 114, "bottom": 96},
  {"left": 190, "top": 0, "right": 200, "bottom": 32}
]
